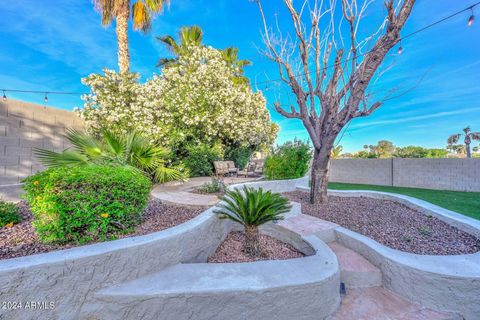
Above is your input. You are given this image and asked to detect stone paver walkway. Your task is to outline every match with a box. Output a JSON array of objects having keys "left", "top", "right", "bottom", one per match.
[
  {"left": 329, "top": 287, "right": 458, "bottom": 320},
  {"left": 151, "top": 176, "right": 259, "bottom": 207}
]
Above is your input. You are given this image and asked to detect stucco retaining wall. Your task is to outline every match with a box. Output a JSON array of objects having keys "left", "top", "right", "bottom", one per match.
[
  {"left": 335, "top": 227, "right": 480, "bottom": 319},
  {"left": 81, "top": 234, "right": 340, "bottom": 320},
  {"left": 329, "top": 158, "right": 480, "bottom": 192},
  {"left": 0, "top": 207, "right": 230, "bottom": 320}
]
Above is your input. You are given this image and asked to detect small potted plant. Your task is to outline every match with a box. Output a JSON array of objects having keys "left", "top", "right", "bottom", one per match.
[{"left": 215, "top": 186, "right": 291, "bottom": 257}]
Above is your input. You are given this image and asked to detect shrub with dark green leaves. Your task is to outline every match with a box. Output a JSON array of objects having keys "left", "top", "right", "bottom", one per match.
[
  {"left": 224, "top": 145, "right": 254, "bottom": 170},
  {"left": 264, "top": 140, "right": 311, "bottom": 180},
  {"left": 22, "top": 165, "right": 151, "bottom": 244},
  {"left": 183, "top": 143, "right": 224, "bottom": 177},
  {"left": 198, "top": 176, "right": 227, "bottom": 194},
  {"left": 0, "top": 201, "right": 21, "bottom": 227}
]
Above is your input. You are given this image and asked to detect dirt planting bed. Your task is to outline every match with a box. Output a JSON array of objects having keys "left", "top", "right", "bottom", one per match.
[
  {"left": 0, "top": 200, "right": 205, "bottom": 260},
  {"left": 283, "top": 191, "right": 480, "bottom": 255},
  {"left": 208, "top": 231, "right": 305, "bottom": 263}
]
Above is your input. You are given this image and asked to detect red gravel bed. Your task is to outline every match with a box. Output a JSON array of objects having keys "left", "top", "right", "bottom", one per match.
[
  {"left": 283, "top": 191, "right": 480, "bottom": 255},
  {"left": 0, "top": 200, "right": 205, "bottom": 260},
  {"left": 208, "top": 231, "right": 305, "bottom": 263}
]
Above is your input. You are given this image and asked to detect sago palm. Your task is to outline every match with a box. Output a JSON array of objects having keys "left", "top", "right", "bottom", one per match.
[
  {"left": 215, "top": 186, "right": 291, "bottom": 257},
  {"left": 93, "top": 0, "right": 170, "bottom": 73},
  {"left": 34, "top": 129, "right": 185, "bottom": 183},
  {"left": 448, "top": 126, "right": 480, "bottom": 158}
]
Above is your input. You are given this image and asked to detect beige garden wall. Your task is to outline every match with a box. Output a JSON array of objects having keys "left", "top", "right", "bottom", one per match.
[
  {"left": 329, "top": 158, "right": 480, "bottom": 192},
  {"left": 0, "top": 99, "right": 84, "bottom": 185}
]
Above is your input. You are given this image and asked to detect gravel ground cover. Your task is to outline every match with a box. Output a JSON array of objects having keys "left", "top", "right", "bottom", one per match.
[
  {"left": 208, "top": 231, "right": 305, "bottom": 263},
  {"left": 283, "top": 191, "right": 480, "bottom": 255},
  {"left": 0, "top": 199, "right": 205, "bottom": 260}
]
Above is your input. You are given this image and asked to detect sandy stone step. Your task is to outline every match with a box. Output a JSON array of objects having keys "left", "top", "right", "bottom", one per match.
[
  {"left": 329, "top": 287, "right": 461, "bottom": 320},
  {"left": 277, "top": 213, "right": 338, "bottom": 242},
  {"left": 328, "top": 242, "right": 382, "bottom": 288}
]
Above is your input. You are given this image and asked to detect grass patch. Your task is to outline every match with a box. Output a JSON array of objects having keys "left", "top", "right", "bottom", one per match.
[{"left": 328, "top": 182, "right": 480, "bottom": 220}]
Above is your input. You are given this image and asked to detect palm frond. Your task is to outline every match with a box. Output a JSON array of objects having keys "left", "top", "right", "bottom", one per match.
[
  {"left": 93, "top": 0, "right": 116, "bottom": 26},
  {"left": 144, "top": 0, "right": 168, "bottom": 13},
  {"left": 154, "top": 165, "right": 186, "bottom": 183},
  {"left": 65, "top": 128, "right": 104, "bottom": 160},
  {"left": 447, "top": 134, "right": 461, "bottom": 145},
  {"left": 215, "top": 186, "right": 291, "bottom": 228},
  {"left": 34, "top": 148, "right": 89, "bottom": 168},
  {"left": 156, "top": 35, "right": 179, "bottom": 53},
  {"left": 471, "top": 132, "right": 480, "bottom": 141},
  {"left": 132, "top": 1, "right": 152, "bottom": 32}
]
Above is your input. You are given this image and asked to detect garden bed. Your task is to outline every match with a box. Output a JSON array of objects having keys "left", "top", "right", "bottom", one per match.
[
  {"left": 0, "top": 199, "right": 205, "bottom": 260},
  {"left": 283, "top": 191, "right": 480, "bottom": 255},
  {"left": 208, "top": 231, "right": 305, "bottom": 263},
  {"left": 189, "top": 187, "right": 225, "bottom": 198}
]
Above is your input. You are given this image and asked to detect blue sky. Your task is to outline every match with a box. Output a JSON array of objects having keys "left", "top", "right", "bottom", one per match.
[{"left": 0, "top": 0, "right": 479, "bottom": 152}]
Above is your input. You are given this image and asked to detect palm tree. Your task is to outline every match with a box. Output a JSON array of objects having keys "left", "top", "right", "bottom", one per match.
[
  {"left": 221, "top": 47, "right": 252, "bottom": 85},
  {"left": 156, "top": 26, "right": 252, "bottom": 85},
  {"left": 156, "top": 25, "right": 204, "bottom": 67},
  {"left": 448, "top": 127, "right": 480, "bottom": 158},
  {"left": 215, "top": 186, "right": 290, "bottom": 257},
  {"left": 33, "top": 129, "right": 185, "bottom": 183},
  {"left": 93, "top": 0, "right": 170, "bottom": 73}
]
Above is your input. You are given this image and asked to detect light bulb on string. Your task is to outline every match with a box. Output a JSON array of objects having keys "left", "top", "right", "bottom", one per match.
[
  {"left": 398, "top": 42, "right": 403, "bottom": 55},
  {"left": 2, "top": 91, "right": 6, "bottom": 102},
  {"left": 468, "top": 7, "right": 475, "bottom": 27},
  {"left": 44, "top": 93, "right": 48, "bottom": 104}
]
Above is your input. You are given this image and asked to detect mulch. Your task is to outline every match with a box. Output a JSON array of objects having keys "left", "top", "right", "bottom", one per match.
[
  {"left": 0, "top": 199, "right": 205, "bottom": 260},
  {"left": 208, "top": 231, "right": 305, "bottom": 263},
  {"left": 283, "top": 191, "right": 480, "bottom": 255}
]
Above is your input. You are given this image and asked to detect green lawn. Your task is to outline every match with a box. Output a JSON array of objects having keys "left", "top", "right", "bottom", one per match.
[{"left": 328, "top": 182, "right": 480, "bottom": 220}]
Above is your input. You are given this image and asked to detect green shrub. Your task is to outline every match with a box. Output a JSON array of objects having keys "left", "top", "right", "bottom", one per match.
[
  {"left": 225, "top": 145, "right": 253, "bottom": 170},
  {"left": 198, "top": 176, "right": 227, "bottom": 194},
  {"left": 23, "top": 165, "right": 151, "bottom": 244},
  {"left": 183, "top": 143, "right": 224, "bottom": 177},
  {"left": 264, "top": 140, "right": 311, "bottom": 180},
  {"left": 215, "top": 186, "right": 291, "bottom": 257},
  {"left": 0, "top": 201, "right": 21, "bottom": 227}
]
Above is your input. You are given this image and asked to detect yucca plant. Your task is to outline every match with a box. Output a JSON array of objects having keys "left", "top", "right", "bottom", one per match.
[
  {"left": 215, "top": 186, "right": 291, "bottom": 257},
  {"left": 34, "top": 129, "right": 186, "bottom": 183}
]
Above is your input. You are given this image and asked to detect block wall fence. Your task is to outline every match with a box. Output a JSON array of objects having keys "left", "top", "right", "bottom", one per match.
[
  {"left": 1, "top": 100, "right": 479, "bottom": 192},
  {"left": 0, "top": 99, "right": 84, "bottom": 185},
  {"left": 329, "top": 158, "right": 480, "bottom": 192}
]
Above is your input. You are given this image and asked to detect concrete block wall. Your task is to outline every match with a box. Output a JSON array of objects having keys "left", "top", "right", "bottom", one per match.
[
  {"left": 329, "top": 159, "right": 393, "bottom": 186},
  {"left": 329, "top": 158, "right": 480, "bottom": 192},
  {"left": 0, "top": 99, "right": 84, "bottom": 185}
]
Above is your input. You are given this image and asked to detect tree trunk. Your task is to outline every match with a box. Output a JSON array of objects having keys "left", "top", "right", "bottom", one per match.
[
  {"left": 465, "top": 136, "right": 472, "bottom": 158},
  {"left": 116, "top": 2, "right": 130, "bottom": 73},
  {"left": 244, "top": 225, "right": 262, "bottom": 258},
  {"left": 310, "top": 139, "right": 335, "bottom": 204}
]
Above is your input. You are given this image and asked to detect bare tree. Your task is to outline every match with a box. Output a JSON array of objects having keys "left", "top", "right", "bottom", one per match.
[
  {"left": 255, "top": 0, "right": 416, "bottom": 203},
  {"left": 448, "top": 126, "right": 480, "bottom": 158}
]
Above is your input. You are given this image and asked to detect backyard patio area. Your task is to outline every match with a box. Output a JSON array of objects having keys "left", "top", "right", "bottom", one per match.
[{"left": 1, "top": 0, "right": 480, "bottom": 319}]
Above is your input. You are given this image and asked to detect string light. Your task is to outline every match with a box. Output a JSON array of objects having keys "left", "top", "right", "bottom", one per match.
[
  {"left": 397, "top": 42, "right": 403, "bottom": 55},
  {"left": 468, "top": 7, "right": 475, "bottom": 26},
  {"left": 44, "top": 93, "right": 48, "bottom": 104},
  {"left": 2, "top": 91, "right": 6, "bottom": 102}
]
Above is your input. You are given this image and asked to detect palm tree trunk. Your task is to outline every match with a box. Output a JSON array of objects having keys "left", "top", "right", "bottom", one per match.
[
  {"left": 244, "top": 225, "right": 262, "bottom": 257},
  {"left": 116, "top": 1, "right": 130, "bottom": 73}
]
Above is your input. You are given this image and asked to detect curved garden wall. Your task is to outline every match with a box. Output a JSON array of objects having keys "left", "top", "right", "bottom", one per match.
[{"left": 0, "top": 207, "right": 229, "bottom": 320}]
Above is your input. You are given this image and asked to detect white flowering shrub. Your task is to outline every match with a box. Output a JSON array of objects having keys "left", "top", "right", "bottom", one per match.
[{"left": 78, "top": 46, "right": 278, "bottom": 150}]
